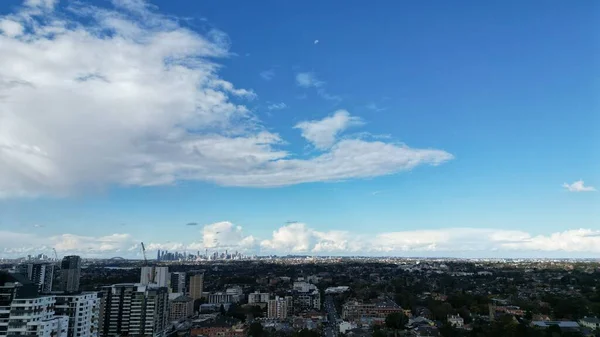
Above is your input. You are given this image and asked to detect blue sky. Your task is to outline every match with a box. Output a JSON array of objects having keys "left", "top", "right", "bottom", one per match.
[{"left": 0, "top": 0, "right": 598, "bottom": 258}]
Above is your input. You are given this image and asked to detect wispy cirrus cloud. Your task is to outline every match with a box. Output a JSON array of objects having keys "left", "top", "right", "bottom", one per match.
[
  {"left": 295, "top": 72, "right": 341, "bottom": 102},
  {"left": 260, "top": 69, "right": 275, "bottom": 81},
  {"left": 267, "top": 102, "right": 287, "bottom": 110},
  {"left": 563, "top": 180, "right": 596, "bottom": 192}
]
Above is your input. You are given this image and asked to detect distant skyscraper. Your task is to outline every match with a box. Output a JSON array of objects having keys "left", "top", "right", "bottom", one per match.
[
  {"left": 170, "top": 272, "right": 186, "bottom": 293},
  {"left": 157, "top": 250, "right": 161, "bottom": 261},
  {"left": 188, "top": 273, "right": 204, "bottom": 301},
  {"left": 61, "top": 255, "right": 81, "bottom": 293},
  {"left": 18, "top": 263, "right": 55, "bottom": 293}
]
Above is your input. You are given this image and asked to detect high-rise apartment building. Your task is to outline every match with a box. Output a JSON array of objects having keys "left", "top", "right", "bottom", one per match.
[
  {"left": 60, "top": 256, "right": 81, "bottom": 293},
  {"left": 170, "top": 272, "right": 186, "bottom": 293},
  {"left": 99, "top": 284, "right": 168, "bottom": 337},
  {"left": 188, "top": 273, "right": 204, "bottom": 301},
  {"left": 140, "top": 266, "right": 169, "bottom": 287},
  {"left": 54, "top": 292, "right": 99, "bottom": 337},
  {"left": 267, "top": 297, "right": 288, "bottom": 319},
  {"left": 17, "top": 263, "right": 55, "bottom": 294},
  {"left": 0, "top": 272, "right": 69, "bottom": 337}
]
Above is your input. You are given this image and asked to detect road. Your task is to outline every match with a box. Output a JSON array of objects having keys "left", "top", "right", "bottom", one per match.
[{"left": 324, "top": 296, "right": 339, "bottom": 337}]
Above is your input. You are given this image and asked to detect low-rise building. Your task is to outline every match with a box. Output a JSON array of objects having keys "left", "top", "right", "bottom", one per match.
[
  {"left": 342, "top": 299, "right": 404, "bottom": 325},
  {"left": 447, "top": 314, "right": 464, "bottom": 328},
  {"left": 579, "top": 317, "right": 600, "bottom": 330}
]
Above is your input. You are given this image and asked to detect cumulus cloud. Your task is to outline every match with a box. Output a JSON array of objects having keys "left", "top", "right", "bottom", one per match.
[
  {"left": 267, "top": 102, "right": 287, "bottom": 110},
  {"left": 294, "top": 110, "right": 363, "bottom": 149},
  {"left": 2, "top": 223, "right": 600, "bottom": 258},
  {"left": 562, "top": 180, "right": 596, "bottom": 192},
  {"left": 0, "top": 0, "right": 451, "bottom": 198}
]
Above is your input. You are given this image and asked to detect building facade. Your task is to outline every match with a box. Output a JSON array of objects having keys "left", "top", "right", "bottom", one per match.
[
  {"left": 140, "top": 266, "right": 169, "bottom": 288},
  {"left": 60, "top": 256, "right": 81, "bottom": 293},
  {"left": 188, "top": 274, "right": 204, "bottom": 301},
  {"left": 248, "top": 292, "right": 270, "bottom": 304},
  {"left": 99, "top": 284, "right": 168, "bottom": 337},
  {"left": 7, "top": 296, "right": 69, "bottom": 337},
  {"left": 169, "top": 295, "right": 193, "bottom": 321},
  {"left": 267, "top": 297, "right": 288, "bottom": 320},
  {"left": 342, "top": 299, "right": 404, "bottom": 324},
  {"left": 54, "top": 292, "right": 99, "bottom": 337},
  {"left": 170, "top": 272, "right": 186, "bottom": 293},
  {"left": 18, "top": 263, "right": 55, "bottom": 294}
]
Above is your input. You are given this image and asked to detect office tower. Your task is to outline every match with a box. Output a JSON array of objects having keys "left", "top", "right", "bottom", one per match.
[
  {"left": 157, "top": 250, "right": 161, "bottom": 261},
  {"left": 170, "top": 272, "right": 186, "bottom": 293},
  {"left": 140, "top": 266, "right": 169, "bottom": 287},
  {"left": 18, "top": 263, "right": 55, "bottom": 293},
  {"left": 188, "top": 273, "right": 204, "bottom": 301},
  {"left": 54, "top": 292, "right": 99, "bottom": 337},
  {"left": 60, "top": 256, "right": 81, "bottom": 293},
  {"left": 99, "top": 284, "right": 168, "bottom": 337},
  {"left": 169, "top": 295, "right": 193, "bottom": 321},
  {"left": 267, "top": 297, "right": 288, "bottom": 319}
]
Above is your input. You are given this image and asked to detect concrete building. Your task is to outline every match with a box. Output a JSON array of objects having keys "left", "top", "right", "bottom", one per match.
[
  {"left": 18, "top": 263, "right": 55, "bottom": 294},
  {"left": 7, "top": 295, "right": 69, "bottom": 337},
  {"left": 99, "top": 283, "right": 168, "bottom": 337},
  {"left": 267, "top": 297, "right": 288, "bottom": 320},
  {"left": 170, "top": 272, "right": 186, "bottom": 293},
  {"left": 169, "top": 295, "right": 193, "bottom": 321},
  {"left": 342, "top": 299, "right": 404, "bottom": 324},
  {"left": 248, "top": 292, "right": 270, "bottom": 304},
  {"left": 60, "top": 256, "right": 81, "bottom": 293},
  {"left": 140, "top": 266, "right": 170, "bottom": 287},
  {"left": 207, "top": 293, "right": 234, "bottom": 304},
  {"left": 188, "top": 273, "right": 204, "bottom": 301},
  {"left": 54, "top": 292, "right": 99, "bottom": 337}
]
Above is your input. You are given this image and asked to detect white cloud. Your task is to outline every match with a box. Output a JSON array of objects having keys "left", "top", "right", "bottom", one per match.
[
  {"left": 294, "top": 110, "right": 362, "bottom": 149},
  {"left": 314, "top": 39, "right": 319, "bottom": 45},
  {"left": 2, "top": 224, "right": 600, "bottom": 258},
  {"left": 0, "top": 0, "right": 451, "bottom": 198},
  {"left": 202, "top": 221, "right": 255, "bottom": 249},
  {"left": 0, "top": 19, "right": 23, "bottom": 36},
  {"left": 366, "top": 103, "right": 387, "bottom": 112},
  {"left": 267, "top": 102, "right": 287, "bottom": 110},
  {"left": 295, "top": 72, "right": 340, "bottom": 101},
  {"left": 260, "top": 69, "right": 275, "bottom": 81},
  {"left": 562, "top": 180, "right": 596, "bottom": 192},
  {"left": 296, "top": 72, "right": 324, "bottom": 88}
]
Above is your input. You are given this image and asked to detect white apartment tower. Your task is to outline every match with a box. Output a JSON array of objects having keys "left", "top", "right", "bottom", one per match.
[
  {"left": 7, "top": 296, "right": 68, "bottom": 337},
  {"left": 54, "top": 292, "right": 99, "bottom": 337},
  {"left": 267, "top": 297, "right": 288, "bottom": 320}
]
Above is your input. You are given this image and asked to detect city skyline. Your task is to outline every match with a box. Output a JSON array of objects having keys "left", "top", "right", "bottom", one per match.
[{"left": 0, "top": 0, "right": 598, "bottom": 258}]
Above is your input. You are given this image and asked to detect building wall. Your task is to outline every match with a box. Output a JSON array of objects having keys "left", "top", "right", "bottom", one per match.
[
  {"left": 54, "top": 292, "right": 99, "bottom": 337},
  {"left": 7, "top": 296, "right": 68, "bottom": 337},
  {"left": 61, "top": 256, "right": 81, "bottom": 293},
  {"left": 169, "top": 299, "right": 193, "bottom": 321},
  {"left": 189, "top": 274, "right": 204, "bottom": 301}
]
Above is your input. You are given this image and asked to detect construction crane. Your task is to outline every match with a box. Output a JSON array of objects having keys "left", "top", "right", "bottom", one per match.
[{"left": 140, "top": 242, "right": 148, "bottom": 265}]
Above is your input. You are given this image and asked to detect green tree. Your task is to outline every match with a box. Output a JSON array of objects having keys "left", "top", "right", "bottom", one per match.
[
  {"left": 248, "top": 322, "right": 264, "bottom": 337},
  {"left": 385, "top": 312, "right": 408, "bottom": 330}
]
